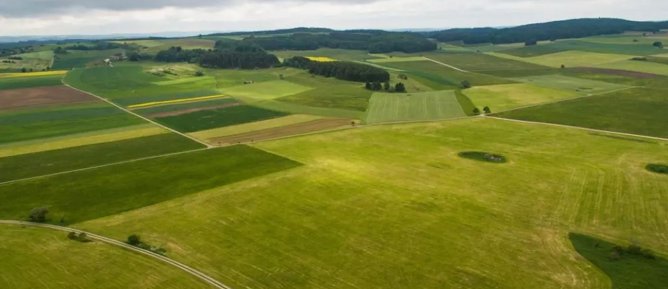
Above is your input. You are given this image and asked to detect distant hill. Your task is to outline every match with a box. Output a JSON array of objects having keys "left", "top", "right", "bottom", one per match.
[{"left": 427, "top": 18, "right": 668, "bottom": 44}]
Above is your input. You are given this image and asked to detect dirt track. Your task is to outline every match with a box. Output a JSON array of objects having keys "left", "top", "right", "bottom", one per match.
[
  {"left": 210, "top": 118, "right": 352, "bottom": 145},
  {"left": 0, "top": 85, "right": 97, "bottom": 110}
]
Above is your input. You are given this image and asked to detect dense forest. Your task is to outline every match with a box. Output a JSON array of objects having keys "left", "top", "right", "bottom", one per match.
[
  {"left": 153, "top": 42, "right": 279, "bottom": 69},
  {"left": 239, "top": 30, "right": 437, "bottom": 53},
  {"left": 284, "top": 56, "right": 389, "bottom": 82},
  {"left": 428, "top": 18, "right": 668, "bottom": 44}
]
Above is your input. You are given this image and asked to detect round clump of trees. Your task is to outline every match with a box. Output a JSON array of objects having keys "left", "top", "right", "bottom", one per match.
[
  {"left": 646, "top": 163, "right": 668, "bottom": 175},
  {"left": 458, "top": 151, "right": 507, "bottom": 163}
]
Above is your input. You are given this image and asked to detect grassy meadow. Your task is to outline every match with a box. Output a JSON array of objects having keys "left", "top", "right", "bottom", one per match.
[
  {"left": 0, "top": 225, "right": 212, "bottom": 289},
  {"left": 365, "top": 90, "right": 465, "bottom": 123},
  {"left": 73, "top": 118, "right": 668, "bottom": 289}
]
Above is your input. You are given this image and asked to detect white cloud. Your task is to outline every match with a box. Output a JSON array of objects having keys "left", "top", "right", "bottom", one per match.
[{"left": 0, "top": 0, "right": 666, "bottom": 36}]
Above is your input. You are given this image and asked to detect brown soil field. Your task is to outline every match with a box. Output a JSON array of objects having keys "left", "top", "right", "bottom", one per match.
[
  {"left": 145, "top": 102, "right": 241, "bottom": 118},
  {"left": 210, "top": 118, "right": 352, "bottom": 145},
  {"left": 0, "top": 85, "right": 97, "bottom": 110}
]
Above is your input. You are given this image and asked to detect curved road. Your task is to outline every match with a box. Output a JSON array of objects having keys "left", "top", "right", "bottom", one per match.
[{"left": 0, "top": 220, "right": 231, "bottom": 289}]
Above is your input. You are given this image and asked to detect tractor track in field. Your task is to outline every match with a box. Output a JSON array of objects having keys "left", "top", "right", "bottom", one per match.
[
  {"left": 424, "top": 57, "right": 469, "bottom": 73},
  {"left": 0, "top": 220, "right": 232, "bottom": 289},
  {"left": 61, "top": 77, "right": 212, "bottom": 148}
]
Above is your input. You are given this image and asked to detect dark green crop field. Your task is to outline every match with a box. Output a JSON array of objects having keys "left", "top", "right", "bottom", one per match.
[
  {"left": 496, "top": 87, "right": 668, "bottom": 138},
  {"left": 0, "top": 133, "right": 204, "bottom": 182},
  {"left": 0, "top": 145, "right": 300, "bottom": 224},
  {"left": 155, "top": 105, "right": 289, "bottom": 132},
  {"left": 0, "top": 103, "right": 145, "bottom": 144}
]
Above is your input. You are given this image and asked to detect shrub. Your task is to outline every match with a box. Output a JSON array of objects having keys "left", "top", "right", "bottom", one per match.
[
  {"left": 127, "top": 234, "right": 141, "bottom": 246},
  {"left": 28, "top": 207, "right": 48, "bottom": 223},
  {"left": 646, "top": 164, "right": 668, "bottom": 174},
  {"left": 461, "top": 80, "right": 471, "bottom": 89}
]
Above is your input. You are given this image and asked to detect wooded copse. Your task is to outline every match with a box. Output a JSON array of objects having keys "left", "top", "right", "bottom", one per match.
[
  {"left": 283, "top": 56, "right": 390, "bottom": 82},
  {"left": 153, "top": 42, "right": 279, "bottom": 69}
]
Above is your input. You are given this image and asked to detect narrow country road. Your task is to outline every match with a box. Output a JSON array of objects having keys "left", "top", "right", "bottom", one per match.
[{"left": 0, "top": 220, "right": 232, "bottom": 289}]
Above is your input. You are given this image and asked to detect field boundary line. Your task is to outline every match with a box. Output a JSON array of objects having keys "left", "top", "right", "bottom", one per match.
[
  {"left": 61, "top": 77, "right": 212, "bottom": 148},
  {"left": 0, "top": 220, "right": 231, "bottom": 289},
  {"left": 487, "top": 116, "right": 668, "bottom": 142},
  {"left": 0, "top": 148, "right": 207, "bottom": 186},
  {"left": 424, "top": 57, "right": 469, "bottom": 73}
]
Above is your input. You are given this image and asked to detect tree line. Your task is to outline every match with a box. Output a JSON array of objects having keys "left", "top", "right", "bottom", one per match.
[
  {"left": 284, "top": 56, "right": 389, "bottom": 82},
  {"left": 427, "top": 18, "right": 668, "bottom": 44},
  {"left": 151, "top": 42, "right": 279, "bottom": 69},
  {"left": 242, "top": 31, "right": 437, "bottom": 53}
]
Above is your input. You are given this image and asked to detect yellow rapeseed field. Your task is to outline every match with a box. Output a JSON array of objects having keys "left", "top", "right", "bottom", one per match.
[
  {"left": 128, "top": 94, "right": 229, "bottom": 109},
  {"left": 0, "top": 70, "right": 68, "bottom": 79},
  {"left": 306, "top": 56, "right": 337, "bottom": 62}
]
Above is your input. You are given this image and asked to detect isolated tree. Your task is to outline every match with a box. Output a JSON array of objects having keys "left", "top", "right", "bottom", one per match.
[
  {"left": 365, "top": 82, "right": 372, "bottom": 90},
  {"left": 195, "top": 71, "right": 205, "bottom": 77},
  {"left": 483, "top": 106, "right": 491, "bottom": 114},
  {"left": 28, "top": 207, "right": 48, "bottom": 223},
  {"left": 473, "top": 108, "right": 481, "bottom": 115},
  {"left": 127, "top": 234, "right": 141, "bottom": 246},
  {"left": 383, "top": 81, "right": 391, "bottom": 91},
  {"left": 461, "top": 80, "right": 471, "bottom": 89},
  {"left": 653, "top": 41, "right": 664, "bottom": 48},
  {"left": 395, "top": 82, "right": 406, "bottom": 93},
  {"left": 21, "top": 67, "right": 27, "bottom": 73}
]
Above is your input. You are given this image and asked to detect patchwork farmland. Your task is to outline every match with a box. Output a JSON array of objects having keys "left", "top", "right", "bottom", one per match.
[{"left": 1, "top": 18, "right": 668, "bottom": 289}]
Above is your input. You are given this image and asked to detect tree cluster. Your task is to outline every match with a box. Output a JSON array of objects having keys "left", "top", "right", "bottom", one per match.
[
  {"left": 365, "top": 81, "right": 406, "bottom": 92},
  {"left": 284, "top": 56, "right": 389, "bottom": 82},
  {"left": 427, "top": 18, "right": 668, "bottom": 44},
  {"left": 242, "top": 31, "right": 437, "bottom": 53},
  {"left": 65, "top": 41, "right": 122, "bottom": 50},
  {"left": 154, "top": 43, "right": 279, "bottom": 69}
]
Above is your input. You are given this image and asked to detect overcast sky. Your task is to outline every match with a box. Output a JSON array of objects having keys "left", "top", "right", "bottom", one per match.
[{"left": 1, "top": 0, "right": 667, "bottom": 36}]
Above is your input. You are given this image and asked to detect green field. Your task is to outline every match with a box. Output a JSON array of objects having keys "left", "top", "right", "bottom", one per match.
[
  {"left": 0, "top": 133, "right": 203, "bottom": 182},
  {"left": 0, "top": 103, "right": 145, "bottom": 144},
  {"left": 422, "top": 52, "right": 550, "bottom": 73},
  {"left": 189, "top": 114, "right": 323, "bottom": 140},
  {"left": 462, "top": 83, "right": 579, "bottom": 112},
  {"left": 279, "top": 73, "right": 373, "bottom": 111},
  {"left": 495, "top": 51, "right": 632, "bottom": 68},
  {"left": 0, "top": 50, "right": 53, "bottom": 72},
  {"left": 221, "top": 80, "right": 312, "bottom": 100},
  {"left": 117, "top": 38, "right": 215, "bottom": 54},
  {"left": 0, "top": 74, "right": 63, "bottom": 89},
  {"left": 0, "top": 124, "right": 167, "bottom": 157},
  {"left": 594, "top": 60, "right": 668, "bottom": 76},
  {"left": 73, "top": 118, "right": 668, "bottom": 289},
  {"left": 378, "top": 60, "right": 513, "bottom": 90},
  {"left": 498, "top": 39, "right": 667, "bottom": 57},
  {"left": 0, "top": 145, "right": 299, "bottom": 223},
  {"left": 511, "top": 74, "right": 630, "bottom": 94},
  {"left": 64, "top": 65, "right": 219, "bottom": 105},
  {"left": 132, "top": 97, "right": 239, "bottom": 116},
  {"left": 0, "top": 225, "right": 211, "bottom": 289},
  {"left": 365, "top": 90, "right": 465, "bottom": 123},
  {"left": 570, "top": 233, "right": 668, "bottom": 289},
  {"left": 53, "top": 49, "right": 125, "bottom": 70},
  {"left": 155, "top": 105, "right": 288, "bottom": 132},
  {"left": 496, "top": 87, "right": 668, "bottom": 138}
]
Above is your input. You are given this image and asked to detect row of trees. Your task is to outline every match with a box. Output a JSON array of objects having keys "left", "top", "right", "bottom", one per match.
[
  {"left": 243, "top": 31, "right": 437, "bottom": 53},
  {"left": 153, "top": 43, "right": 280, "bottom": 69},
  {"left": 365, "top": 81, "right": 406, "bottom": 92},
  {"left": 428, "top": 18, "right": 668, "bottom": 44},
  {"left": 284, "top": 56, "right": 389, "bottom": 82}
]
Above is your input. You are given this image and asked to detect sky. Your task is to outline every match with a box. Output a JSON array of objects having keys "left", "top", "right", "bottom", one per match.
[{"left": 0, "top": 0, "right": 667, "bottom": 36}]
